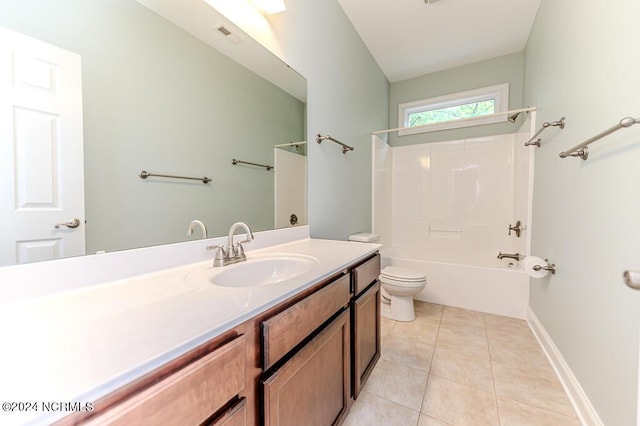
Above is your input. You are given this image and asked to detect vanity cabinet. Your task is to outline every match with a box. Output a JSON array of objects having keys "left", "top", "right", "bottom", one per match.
[
  {"left": 260, "top": 253, "right": 381, "bottom": 424},
  {"left": 262, "top": 310, "right": 351, "bottom": 426},
  {"left": 350, "top": 254, "right": 381, "bottom": 399},
  {"left": 261, "top": 273, "right": 352, "bottom": 426},
  {"left": 57, "top": 250, "right": 380, "bottom": 426},
  {"left": 261, "top": 274, "right": 351, "bottom": 370},
  {"left": 80, "top": 334, "right": 247, "bottom": 426}
]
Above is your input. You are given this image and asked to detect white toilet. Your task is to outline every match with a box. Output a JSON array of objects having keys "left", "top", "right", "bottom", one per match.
[
  {"left": 348, "top": 233, "right": 427, "bottom": 322},
  {"left": 379, "top": 266, "right": 427, "bottom": 321}
]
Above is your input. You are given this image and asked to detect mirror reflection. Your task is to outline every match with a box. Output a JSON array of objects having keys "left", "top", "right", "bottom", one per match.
[
  {"left": 0, "top": 0, "right": 307, "bottom": 267},
  {"left": 274, "top": 142, "right": 307, "bottom": 229}
]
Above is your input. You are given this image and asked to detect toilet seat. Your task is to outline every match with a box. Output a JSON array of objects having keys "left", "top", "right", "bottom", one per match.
[{"left": 380, "top": 266, "right": 426, "bottom": 283}]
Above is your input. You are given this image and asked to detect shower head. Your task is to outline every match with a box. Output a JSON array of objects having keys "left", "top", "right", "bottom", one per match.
[{"left": 508, "top": 112, "right": 522, "bottom": 123}]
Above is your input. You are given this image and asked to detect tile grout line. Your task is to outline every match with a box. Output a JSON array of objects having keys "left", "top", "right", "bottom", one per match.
[
  {"left": 417, "top": 304, "right": 445, "bottom": 423},
  {"left": 484, "top": 313, "right": 504, "bottom": 426},
  {"left": 355, "top": 303, "right": 580, "bottom": 426}
]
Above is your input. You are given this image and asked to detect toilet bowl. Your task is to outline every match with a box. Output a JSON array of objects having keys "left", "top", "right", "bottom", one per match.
[
  {"left": 379, "top": 266, "right": 426, "bottom": 322},
  {"left": 346, "top": 233, "right": 427, "bottom": 321}
]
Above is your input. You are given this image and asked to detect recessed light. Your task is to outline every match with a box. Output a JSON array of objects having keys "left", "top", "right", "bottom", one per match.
[{"left": 251, "top": 0, "right": 286, "bottom": 14}]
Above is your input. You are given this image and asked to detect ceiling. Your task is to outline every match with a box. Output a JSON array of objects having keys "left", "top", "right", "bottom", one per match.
[
  {"left": 337, "top": 0, "right": 541, "bottom": 83},
  {"left": 136, "top": 0, "right": 306, "bottom": 101}
]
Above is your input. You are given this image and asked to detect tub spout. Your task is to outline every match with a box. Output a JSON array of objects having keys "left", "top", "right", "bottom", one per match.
[{"left": 497, "top": 252, "right": 520, "bottom": 261}]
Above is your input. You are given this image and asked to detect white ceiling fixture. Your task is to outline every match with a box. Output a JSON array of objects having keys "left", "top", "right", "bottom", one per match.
[
  {"left": 250, "top": 0, "right": 287, "bottom": 14},
  {"left": 337, "top": 0, "right": 541, "bottom": 82}
]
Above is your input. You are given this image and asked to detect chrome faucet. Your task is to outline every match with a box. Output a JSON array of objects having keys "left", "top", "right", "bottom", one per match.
[
  {"left": 208, "top": 222, "right": 254, "bottom": 267},
  {"left": 187, "top": 220, "right": 208, "bottom": 238},
  {"left": 497, "top": 252, "right": 520, "bottom": 261},
  {"left": 227, "top": 222, "right": 254, "bottom": 260}
]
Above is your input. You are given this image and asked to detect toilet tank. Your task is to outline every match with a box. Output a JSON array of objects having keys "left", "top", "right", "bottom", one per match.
[{"left": 348, "top": 233, "right": 380, "bottom": 243}]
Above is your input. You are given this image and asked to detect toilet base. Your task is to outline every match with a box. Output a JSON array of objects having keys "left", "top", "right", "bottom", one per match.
[{"left": 381, "top": 295, "right": 416, "bottom": 322}]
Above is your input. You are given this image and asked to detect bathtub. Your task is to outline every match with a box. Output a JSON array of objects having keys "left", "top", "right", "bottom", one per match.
[{"left": 380, "top": 247, "right": 529, "bottom": 319}]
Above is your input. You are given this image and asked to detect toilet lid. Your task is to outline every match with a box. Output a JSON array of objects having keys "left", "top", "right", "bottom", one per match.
[{"left": 380, "top": 266, "right": 426, "bottom": 282}]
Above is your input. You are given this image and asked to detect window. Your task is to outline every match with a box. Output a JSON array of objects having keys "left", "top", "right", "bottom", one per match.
[{"left": 398, "top": 83, "right": 509, "bottom": 136}]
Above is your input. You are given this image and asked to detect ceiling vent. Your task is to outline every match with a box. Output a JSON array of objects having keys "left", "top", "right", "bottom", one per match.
[{"left": 215, "top": 25, "right": 243, "bottom": 45}]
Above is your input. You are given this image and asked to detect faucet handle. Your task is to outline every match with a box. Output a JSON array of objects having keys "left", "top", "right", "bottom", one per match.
[
  {"left": 235, "top": 242, "right": 247, "bottom": 261},
  {"left": 508, "top": 220, "right": 522, "bottom": 238},
  {"left": 206, "top": 245, "right": 227, "bottom": 266},
  {"left": 236, "top": 233, "right": 254, "bottom": 245}
]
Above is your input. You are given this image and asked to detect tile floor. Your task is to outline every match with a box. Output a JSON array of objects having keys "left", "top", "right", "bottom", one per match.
[{"left": 344, "top": 301, "right": 581, "bottom": 426}]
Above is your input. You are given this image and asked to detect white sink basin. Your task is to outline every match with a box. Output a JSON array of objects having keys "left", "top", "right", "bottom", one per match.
[{"left": 185, "top": 254, "right": 319, "bottom": 288}]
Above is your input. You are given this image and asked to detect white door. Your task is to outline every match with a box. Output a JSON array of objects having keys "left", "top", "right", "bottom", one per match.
[{"left": 0, "top": 27, "right": 85, "bottom": 266}]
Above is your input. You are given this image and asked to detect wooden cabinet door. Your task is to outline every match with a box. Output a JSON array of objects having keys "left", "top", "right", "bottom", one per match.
[
  {"left": 352, "top": 281, "right": 381, "bottom": 399},
  {"left": 263, "top": 309, "right": 350, "bottom": 426}
]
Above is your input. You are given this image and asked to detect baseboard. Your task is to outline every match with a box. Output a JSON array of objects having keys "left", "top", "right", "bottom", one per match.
[{"left": 526, "top": 307, "right": 603, "bottom": 426}]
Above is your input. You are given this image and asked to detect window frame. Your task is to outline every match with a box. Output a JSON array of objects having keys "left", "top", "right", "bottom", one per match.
[{"left": 398, "top": 83, "right": 510, "bottom": 136}]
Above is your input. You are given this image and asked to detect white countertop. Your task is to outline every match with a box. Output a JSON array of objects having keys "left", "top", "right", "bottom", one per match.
[{"left": 0, "top": 238, "right": 379, "bottom": 425}]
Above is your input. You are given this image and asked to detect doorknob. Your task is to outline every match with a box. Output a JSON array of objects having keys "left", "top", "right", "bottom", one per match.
[{"left": 54, "top": 218, "right": 81, "bottom": 229}]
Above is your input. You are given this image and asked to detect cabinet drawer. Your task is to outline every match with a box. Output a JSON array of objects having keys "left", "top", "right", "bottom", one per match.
[
  {"left": 353, "top": 254, "right": 380, "bottom": 296},
  {"left": 84, "top": 335, "right": 246, "bottom": 426},
  {"left": 262, "top": 274, "right": 350, "bottom": 370}
]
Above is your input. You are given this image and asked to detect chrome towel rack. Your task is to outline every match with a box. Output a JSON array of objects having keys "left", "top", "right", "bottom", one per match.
[
  {"left": 525, "top": 117, "right": 565, "bottom": 147},
  {"left": 139, "top": 170, "right": 211, "bottom": 184},
  {"left": 232, "top": 159, "right": 273, "bottom": 171},
  {"left": 316, "top": 134, "right": 354, "bottom": 154},
  {"left": 559, "top": 116, "right": 640, "bottom": 160}
]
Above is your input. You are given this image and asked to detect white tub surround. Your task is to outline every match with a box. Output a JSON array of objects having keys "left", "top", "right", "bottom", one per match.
[
  {"left": 372, "top": 119, "right": 535, "bottom": 319},
  {"left": 373, "top": 132, "right": 533, "bottom": 264},
  {"left": 0, "top": 237, "right": 380, "bottom": 426}
]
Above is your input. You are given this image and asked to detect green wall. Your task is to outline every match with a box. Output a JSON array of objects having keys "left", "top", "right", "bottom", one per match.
[
  {"left": 389, "top": 52, "right": 524, "bottom": 146},
  {"left": 0, "top": 0, "right": 304, "bottom": 254},
  {"left": 266, "top": 0, "right": 390, "bottom": 240},
  {"left": 525, "top": 1, "right": 640, "bottom": 424}
]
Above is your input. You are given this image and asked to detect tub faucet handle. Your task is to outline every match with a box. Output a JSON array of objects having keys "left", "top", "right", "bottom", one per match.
[{"left": 508, "top": 220, "right": 522, "bottom": 238}]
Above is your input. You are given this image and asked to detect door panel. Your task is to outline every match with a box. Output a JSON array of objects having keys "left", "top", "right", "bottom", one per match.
[{"left": 16, "top": 239, "right": 63, "bottom": 264}]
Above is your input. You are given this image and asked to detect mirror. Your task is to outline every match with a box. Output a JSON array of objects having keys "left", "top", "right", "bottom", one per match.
[
  {"left": 0, "top": 0, "right": 307, "bottom": 267},
  {"left": 274, "top": 142, "right": 307, "bottom": 229}
]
